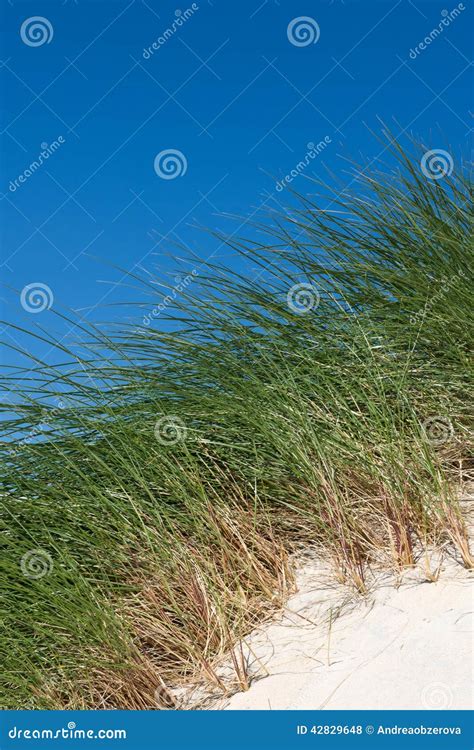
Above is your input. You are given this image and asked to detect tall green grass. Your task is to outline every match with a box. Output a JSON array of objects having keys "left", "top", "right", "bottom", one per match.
[{"left": 1, "top": 140, "right": 472, "bottom": 708}]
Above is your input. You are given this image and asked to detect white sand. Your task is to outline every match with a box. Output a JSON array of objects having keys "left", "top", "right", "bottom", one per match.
[
  {"left": 221, "top": 556, "right": 473, "bottom": 710},
  {"left": 178, "top": 492, "right": 473, "bottom": 711}
]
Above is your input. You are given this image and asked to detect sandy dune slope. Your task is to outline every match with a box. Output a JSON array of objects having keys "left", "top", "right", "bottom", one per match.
[
  {"left": 213, "top": 491, "right": 474, "bottom": 711},
  {"left": 220, "top": 557, "right": 472, "bottom": 710}
]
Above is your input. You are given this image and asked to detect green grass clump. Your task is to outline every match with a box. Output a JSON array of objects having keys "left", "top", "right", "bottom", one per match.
[{"left": 1, "top": 140, "right": 472, "bottom": 708}]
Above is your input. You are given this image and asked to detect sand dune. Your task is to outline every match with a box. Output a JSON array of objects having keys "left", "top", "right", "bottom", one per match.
[
  {"left": 221, "top": 556, "right": 472, "bottom": 710},
  {"left": 209, "top": 490, "right": 473, "bottom": 713}
]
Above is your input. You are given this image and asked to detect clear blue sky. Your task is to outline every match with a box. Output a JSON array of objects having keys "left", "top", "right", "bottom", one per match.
[{"left": 1, "top": 0, "right": 472, "bottom": 369}]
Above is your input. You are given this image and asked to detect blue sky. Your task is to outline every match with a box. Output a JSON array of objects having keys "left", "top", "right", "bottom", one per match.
[{"left": 1, "top": 0, "right": 472, "bottom": 368}]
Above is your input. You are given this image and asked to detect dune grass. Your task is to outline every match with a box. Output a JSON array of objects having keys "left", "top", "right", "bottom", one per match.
[{"left": 0, "top": 140, "right": 472, "bottom": 708}]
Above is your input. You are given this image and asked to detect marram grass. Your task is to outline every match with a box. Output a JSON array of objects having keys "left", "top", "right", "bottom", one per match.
[{"left": 0, "top": 141, "right": 472, "bottom": 708}]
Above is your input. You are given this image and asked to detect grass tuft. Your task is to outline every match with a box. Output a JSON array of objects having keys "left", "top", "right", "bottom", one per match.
[{"left": 1, "top": 139, "right": 472, "bottom": 708}]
